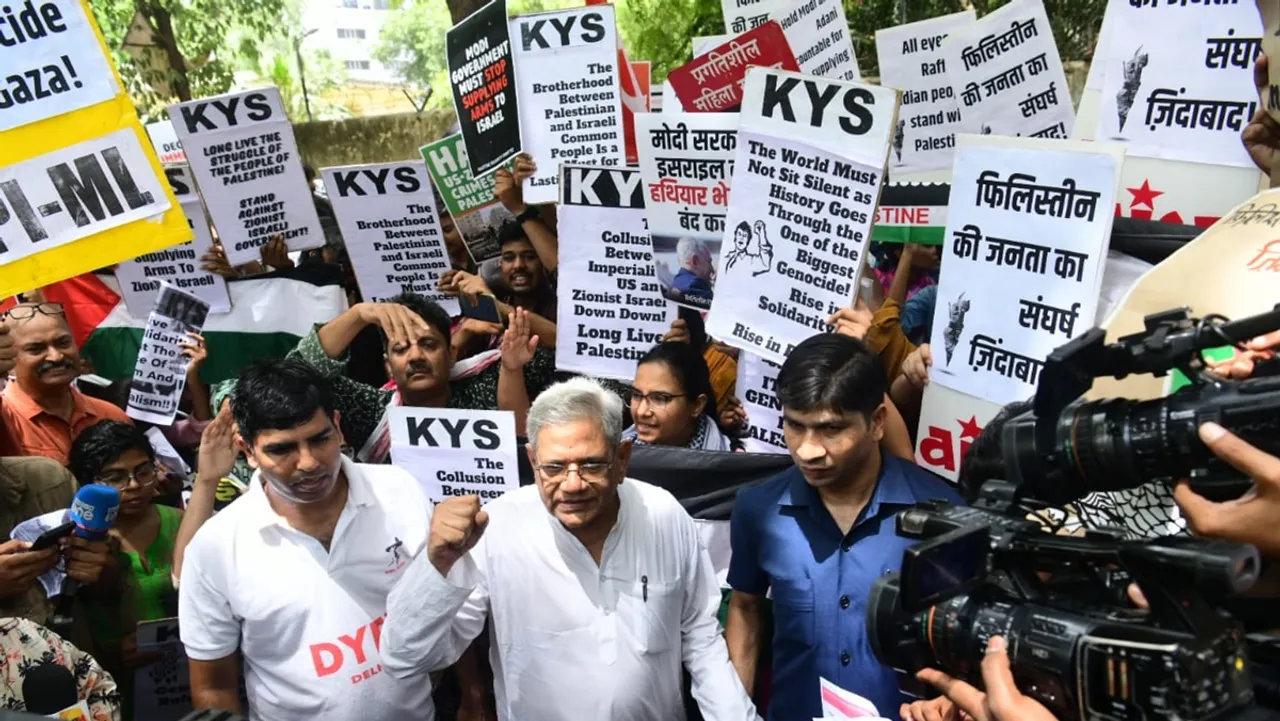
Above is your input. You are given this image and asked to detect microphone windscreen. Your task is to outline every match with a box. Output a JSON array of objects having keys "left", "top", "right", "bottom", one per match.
[
  {"left": 68, "top": 485, "right": 120, "bottom": 541},
  {"left": 20, "top": 663, "right": 78, "bottom": 715}
]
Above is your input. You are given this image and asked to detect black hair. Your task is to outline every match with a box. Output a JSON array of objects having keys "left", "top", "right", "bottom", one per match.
[
  {"left": 68, "top": 420, "right": 156, "bottom": 486},
  {"left": 385, "top": 292, "right": 453, "bottom": 350},
  {"left": 232, "top": 358, "right": 336, "bottom": 446},
  {"left": 776, "top": 334, "right": 886, "bottom": 419},
  {"left": 497, "top": 220, "right": 528, "bottom": 248},
  {"left": 957, "top": 399, "right": 1033, "bottom": 502},
  {"left": 303, "top": 163, "right": 317, "bottom": 182},
  {"left": 637, "top": 342, "right": 719, "bottom": 425},
  {"left": 676, "top": 307, "right": 708, "bottom": 353},
  {"left": 734, "top": 221, "right": 751, "bottom": 237}
]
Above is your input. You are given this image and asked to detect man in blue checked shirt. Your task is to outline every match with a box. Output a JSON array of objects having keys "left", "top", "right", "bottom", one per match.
[{"left": 724, "top": 334, "right": 963, "bottom": 719}]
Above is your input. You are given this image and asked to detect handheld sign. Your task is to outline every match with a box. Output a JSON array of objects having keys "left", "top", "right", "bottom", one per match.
[
  {"left": 128, "top": 282, "right": 210, "bottom": 425},
  {"left": 168, "top": 86, "right": 323, "bottom": 266},
  {"left": 771, "top": 0, "right": 860, "bottom": 81},
  {"left": 389, "top": 407, "right": 519, "bottom": 504},
  {"left": 115, "top": 166, "right": 230, "bottom": 318},
  {"left": 667, "top": 22, "right": 800, "bottom": 114},
  {"left": 322, "top": 161, "right": 458, "bottom": 313},
  {"left": 722, "top": 0, "right": 786, "bottom": 35},
  {"left": 447, "top": 0, "right": 521, "bottom": 177},
  {"left": 736, "top": 352, "right": 788, "bottom": 454},
  {"left": 704, "top": 68, "right": 899, "bottom": 365},
  {"left": 914, "top": 383, "right": 1001, "bottom": 483},
  {"left": 511, "top": 5, "right": 626, "bottom": 205},
  {"left": 420, "top": 132, "right": 511, "bottom": 263},
  {"left": 556, "top": 164, "right": 675, "bottom": 381},
  {"left": 147, "top": 121, "right": 186, "bottom": 164}
]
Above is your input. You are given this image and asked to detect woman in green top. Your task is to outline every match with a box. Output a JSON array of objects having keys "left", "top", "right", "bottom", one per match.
[{"left": 70, "top": 420, "right": 184, "bottom": 719}]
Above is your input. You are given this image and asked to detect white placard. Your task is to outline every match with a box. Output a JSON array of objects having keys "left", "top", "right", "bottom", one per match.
[
  {"left": 721, "top": 0, "right": 787, "bottom": 35},
  {"left": 635, "top": 112, "right": 738, "bottom": 311},
  {"left": 168, "top": 86, "right": 323, "bottom": 266},
  {"left": 556, "top": 165, "right": 675, "bottom": 381},
  {"left": 772, "top": 0, "right": 860, "bottom": 81},
  {"left": 147, "top": 121, "right": 186, "bottom": 164},
  {"left": 877, "top": 11, "right": 977, "bottom": 174},
  {"left": 389, "top": 407, "right": 519, "bottom": 504},
  {"left": 321, "top": 161, "right": 458, "bottom": 313},
  {"left": 1095, "top": 1, "right": 1260, "bottom": 168},
  {"left": 0, "top": 0, "right": 119, "bottom": 132},
  {"left": 115, "top": 165, "right": 230, "bottom": 318},
  {"left": 914, "top": 382, "right": 1001, "bottom": 483},
  {"left": 736, "top": 352, "right": 788, "bottom": 454},
  {"left": 705, "top": 68, "right": 897, "bottom": 364},
  {"left": 942, "top": 0, "right": 1075, "bottom": 140},
  {"left": 927, "top": 136, "right": 1121, "bottom": 406},
  {"left": 0, "top": 128, "right": 172, "bottom": 267},
  {"left": 512, "top": 6, "right": 625, "bottom": 205},
  {"left": 127, "top": 283, "right": 209, "bottom": 425},
  {"left": 133, "top": 644, "right": 192, "bottom": 720}
]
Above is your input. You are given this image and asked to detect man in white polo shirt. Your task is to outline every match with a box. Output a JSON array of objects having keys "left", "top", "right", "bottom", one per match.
[{"left": 178, "top": 358, "right": 436, "bottom": 720}]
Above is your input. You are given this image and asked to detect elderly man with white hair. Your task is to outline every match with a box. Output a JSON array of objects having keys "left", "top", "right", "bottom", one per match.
[
  {"left": 381, "top": 377, "right": 758, "bottom": 721},
  {"left": 671, "top": 237, "right": 715, "bottom": 302}
]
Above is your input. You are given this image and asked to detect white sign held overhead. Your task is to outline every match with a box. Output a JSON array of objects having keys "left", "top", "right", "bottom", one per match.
[
  {"left": 876, "top": 11, "right": 977, "bottom": 174},
  {"left": 772, "top": 0, "right": 860, "bottom": 81},
  {"left": 914, "top": 382, "right": 1001, "bottom": 483},
  {"left": 321, "top": 161, "right": 457, "bottom": 314},
  {"left": 127, "top": 282, "right": 210, "bottom": 426},
  {"left": 721, "top": 0, "right": 787, "bottom": 35},
  {"left": 512, "top": 5, "right": 625, "bottom": 205},
  {"left": 389, "top": 407, "right": 520, "bottom": 505},
  {"left": 146, "top": 121, "right": 186, "bottom": 164},
  {"left": 736, "top": 352, "right": 788, "bottom": 455},
  {"left": 168, "top": 86, "right": 323, "bottom": 266}
]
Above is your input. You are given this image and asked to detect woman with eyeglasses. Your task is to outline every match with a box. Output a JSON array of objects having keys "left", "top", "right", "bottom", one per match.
[
  {"left": 69, "top": 420, "right": 182, "bottom": 718},
  {"left": 622, "top": 342, "right": 739, "bottom": 452}
]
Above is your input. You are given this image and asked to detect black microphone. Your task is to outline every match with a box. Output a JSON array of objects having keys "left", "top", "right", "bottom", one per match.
[{"left": 20, "top": 662, "right": 78, "bottom": 715}]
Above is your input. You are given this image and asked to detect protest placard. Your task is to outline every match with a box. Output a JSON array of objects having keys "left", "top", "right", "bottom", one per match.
[
  {"left": 556, "top": 164, "right": 675, "bottom": 381},
  {"left": 0, "top": 0, "right": 190, "bottom": 297},
  {"left": 322, "top": 161, "right": 457, "bottom": 313},
  {"left": 736, "top": 352, "right": 788, "bottom": 454},
  {"left": 512, "top": 5, "right": 625, "bottom": 205},
  {"left": 447, "top": 0, "right": 521, "bottom": 177},
  {"left": 134, "top": 619, "right": 191, "bottom": 721},
  {"left": 772, "top": 0, "right": 859, "bottom": 81},
  {"left": 1095, "top": 2, "right": 1260, "bottom": 169},
  {"left": 704, "top": 68, "right": 898, "bottom": 365},
  {"left": 1261, "top": 0, "right": 1280, "bottom": 185},
  {"left": 661, "top": 36, "right": 730, "bottom": 113},
  {"left": 115, "top": 166, "right": 230, "bottom": 318},
  {"left": 147, "top": 121, "right": 186, "bottom": 164},
  {"left": 927, "top": 135, "right": 1122, "bottom": 406},
  {"left": 420, "top": 132, "right": 511, "bottom": 263},
  {"left": 667, "top": 23, "right": 800, "bottom": 114},
  {"left": 635, "top": 112, "right": 737, "bottom": 310},
  {"left": 127, "top": 282, "right": 209, "bottom": 425},
  {"left": 169, "top": 86, "right": 322, "bottom": 266},
  {"left": 876, "top": 11, "right": 976, "bottom": 174},
  {"left": 389, "top": 407, "right": 519, "bottom": 504},
  {"left": 914, "top": 383, "right": 1001, "bottom": 483},
  {"left": 942, "top": 0, "right": 1074, "bottom": 140},
  {"left": 722, "top": 0, "right": 787, "bottom": 34}
]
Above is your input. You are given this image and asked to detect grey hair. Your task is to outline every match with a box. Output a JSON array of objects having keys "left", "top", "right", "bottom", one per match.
[
  {"left": 526, "top": 377, "right": 624, "bottom": 453},
  {"left": 676, "top": 236, "right": 709, "bottom": 267}
]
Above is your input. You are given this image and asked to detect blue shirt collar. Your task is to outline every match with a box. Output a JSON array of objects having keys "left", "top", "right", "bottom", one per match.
[{"left": 778, "top": 453, "right": 922, "bottom": 521}]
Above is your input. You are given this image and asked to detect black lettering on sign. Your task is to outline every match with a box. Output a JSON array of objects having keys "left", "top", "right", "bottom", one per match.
[
  {"left": 559, "top": 165, "right": 643, "bottom": 208},
  {"left": 331, "top": 164, "right": 423, "bottom": 197},
  {"left": 519, "top": 10, "right": 606, "bottom": 51},
  {"left": 178, "top": 90, "right": 274, "bottom": 134},
  {"left": 48, "top": 147, "right": 152, "bottom": 229},
  {"left": 758, "top": 73, "right": 876, "bottom": 136},
  {"left": 404, "top": 416, "right": 502, "bottom": 450},
  {"left": 164, "top": 167, "right": 192, "bottom": 197}
]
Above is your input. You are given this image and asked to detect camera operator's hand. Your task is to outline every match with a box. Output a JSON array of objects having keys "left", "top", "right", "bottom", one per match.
[
  {"left": 1206, "top": 330, "right": 1280, "bottom": 380},
  {"left": 916, "top": 636, "right": 1058, "bottom": 721},
  {"left": 901, "top": 695, "right": 960, "bottom": 721},
  {"left": 1174, "top": 422, "right": 1280, "bottom": 558}
]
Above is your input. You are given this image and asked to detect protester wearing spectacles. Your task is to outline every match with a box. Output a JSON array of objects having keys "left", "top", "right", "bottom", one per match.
[
  {"left": 0, "top": 303, "right": 131, "bottom": 464},
  {"left": 622, "top": 342, "right": 739, "bottom": 452},
  {"left": 382, "top": 377, "right": 760, "bottom": 721}
]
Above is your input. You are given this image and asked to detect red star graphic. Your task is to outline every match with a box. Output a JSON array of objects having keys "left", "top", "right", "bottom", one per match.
[
  {"left": 958, "top": 415, "right": 983, "bottom": 440},
  {"left": 1127, "top": 180, "right": 1163, "bottom": 211}
]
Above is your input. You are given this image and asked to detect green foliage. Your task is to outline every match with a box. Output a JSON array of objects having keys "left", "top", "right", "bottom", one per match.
[
  {"left": 90, "top": 0, "right": 289, "bottom": 120},
  {"left": 615, "top": 0, "right": 722, "bottom": 83}
]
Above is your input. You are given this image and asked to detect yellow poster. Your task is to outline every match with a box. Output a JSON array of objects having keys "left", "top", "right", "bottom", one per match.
[{"left": 0, "top": 0, "right": 190, "bottom": 297}]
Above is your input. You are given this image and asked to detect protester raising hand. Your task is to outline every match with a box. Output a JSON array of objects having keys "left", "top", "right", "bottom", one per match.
[
  {"left": 495, "top": 153, "right": 537, "bottom": 215},
  {"left": 179, "top": 332, "right": 213, "bottom": 420},
  {"left": 719, "top": 395, "right": 748, "bottom": 436},
  {"left": 354, "top": 301, "right": 432, "bottom": 351},
  {"left": 500, "top": 308, "right": 538, "bottom": 371},
  {"left": 201, "top": 244, "right": 238, "bottom": 278},
  {"left": 259, "top": 234, "right": 294, "bottom": 270},
  {"left": 1244, "top": 54, "right": 1280, "bottom": 175},
  {"left": 663, "top": 318, "right": 692, "bottom": 345},
  {"left": 827, "top": 299, "right": 874, "bottom": 341},
  {"left": 902, "top": 343, "right": 933, "bottom": 388},
  {"left": 0, "top": 318, "right": 15, "bottom": 378},
  {"left": 427, "top": 495, "right": 489, "bottom": 576}
]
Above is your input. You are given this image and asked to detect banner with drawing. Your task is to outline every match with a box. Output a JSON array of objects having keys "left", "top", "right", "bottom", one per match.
[
  {"left": 389, "top": 407, "right": 520, "bottom": 504},
  {"left": 928, "top": 135, "right": 1121, "bottom": 406},
  {"left": 705, "top": 68, "right": 898, "bottom": 365},
  {"left": 556, "top": 165, "right": 675, "bottom": 381},
  {"left": 127, "top": 283, "right": 210, "bottom": 425},
  {"left": 635, "top": 112, "right": 737, "bottom": 311}
]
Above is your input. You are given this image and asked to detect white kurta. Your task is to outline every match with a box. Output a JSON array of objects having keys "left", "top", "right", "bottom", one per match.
[{"left": 381, "top": 479, "right": 759, "bottom": 721}]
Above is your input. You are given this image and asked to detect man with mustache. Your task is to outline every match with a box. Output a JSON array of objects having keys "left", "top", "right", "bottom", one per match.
[
  {"left": 179, "top": 358, "right": 439, "bottom": 720},
  {"left": 0, "top": 303, "right": 131, "bottom": 464},
  {"left": 380, "top": 377, "right": 759, "bottom": 721}
]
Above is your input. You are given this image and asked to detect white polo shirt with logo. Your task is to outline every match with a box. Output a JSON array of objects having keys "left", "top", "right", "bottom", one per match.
[{"left": 179, "top": 457, "right": 434, "bottom": 721}]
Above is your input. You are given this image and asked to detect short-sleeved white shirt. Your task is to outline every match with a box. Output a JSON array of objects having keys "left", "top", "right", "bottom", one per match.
[{"left": 179, "top": 457, "right": 434, "bottom": 721}]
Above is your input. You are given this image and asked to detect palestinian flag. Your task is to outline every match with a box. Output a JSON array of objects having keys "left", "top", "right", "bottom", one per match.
[
  {"left": 6, "top": 267, "right": 348, "bottom": 384},
  {"left": 872, "top": 183, "right": 950, "bottom": 246}
]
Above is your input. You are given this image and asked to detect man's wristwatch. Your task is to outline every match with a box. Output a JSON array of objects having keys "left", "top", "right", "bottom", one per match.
[{"left": 514, "top": 205, "right": 541, "bottom": 223}]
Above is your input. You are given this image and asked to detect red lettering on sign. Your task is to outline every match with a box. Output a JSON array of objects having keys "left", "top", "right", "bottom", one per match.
[
  {"left": 1248, "top": 239, "right": 1280, "bottom": 273},
  {"left": 918, "top": 416, "right": 984, "bottom": 473}
]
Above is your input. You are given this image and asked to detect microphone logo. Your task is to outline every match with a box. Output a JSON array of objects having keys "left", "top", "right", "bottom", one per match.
[{"left": 71, "top": 499, "right": 95, "bottom": 521}]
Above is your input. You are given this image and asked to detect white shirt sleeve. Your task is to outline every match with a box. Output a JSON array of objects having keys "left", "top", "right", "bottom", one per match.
[
  {"left": 381, "top": 543, "right": 490, "bottom": 678},
  {"left": 178, "top": 536, "right": 241, "bottom": 661},
  {"left": 678, "top": 511, "right": 761, "bottom": 721}
]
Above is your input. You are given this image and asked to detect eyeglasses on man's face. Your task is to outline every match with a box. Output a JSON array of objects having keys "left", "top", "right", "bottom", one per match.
[
  {"left": 5, "top": 302, "right": 65, "bottom": 321},
  {"left": 533, "top": 460, "right": 613, "bottom": 483}
]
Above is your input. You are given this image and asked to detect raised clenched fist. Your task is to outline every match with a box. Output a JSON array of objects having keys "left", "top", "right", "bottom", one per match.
[{"left": 427, "top": 495, "right": 489, "bottom": 577}]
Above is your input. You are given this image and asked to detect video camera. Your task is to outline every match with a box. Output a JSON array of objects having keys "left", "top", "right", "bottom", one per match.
[{"left": 867, "top": 305, "right": 1280, "bottom": 721}]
